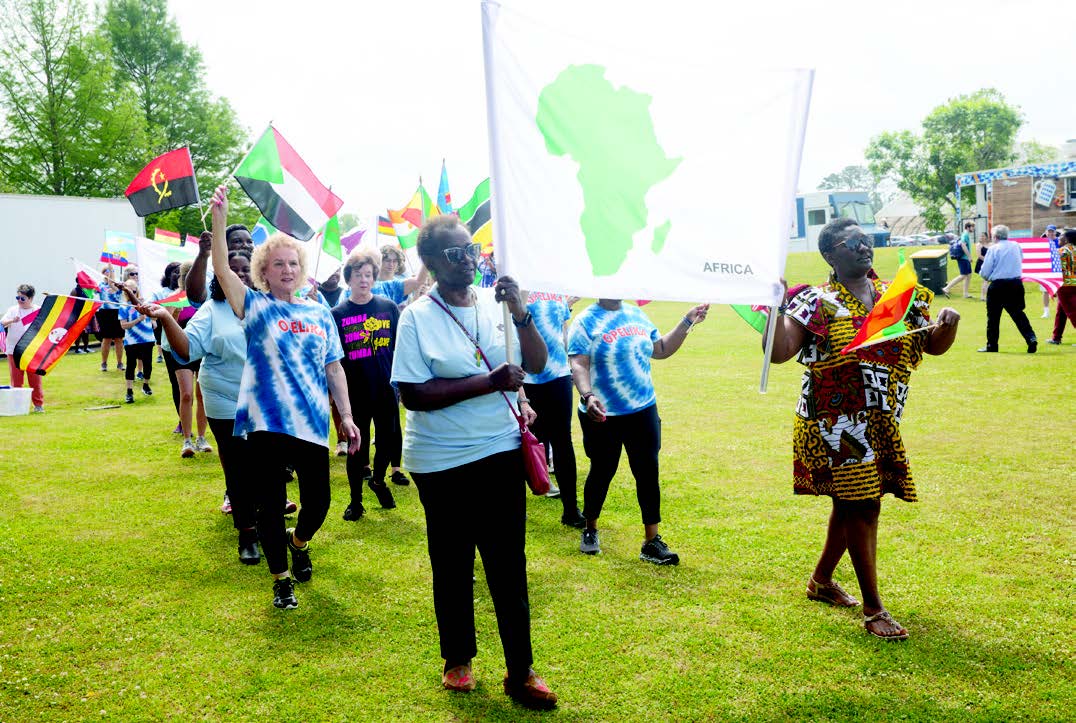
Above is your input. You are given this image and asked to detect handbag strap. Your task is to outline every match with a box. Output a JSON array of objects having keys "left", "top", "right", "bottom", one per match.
[{"left": 427, "top": 289, "right": 526, "bottom": 429}]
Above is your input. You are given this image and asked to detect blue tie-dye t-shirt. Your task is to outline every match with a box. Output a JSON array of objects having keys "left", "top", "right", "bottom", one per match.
[
  {"left": 233, "top": 287, "right": 344, "bottom": 448},
  {"left": 524, "top": 293, "right": 572, "bottom": 385},
  {"left": 566, "top": 303, "right": 660, "bottom": 416},
  {"left": 118, "top": 306, "right": 155, "bottom": 346},
  {"left": 97, "top": 281, "right": 122, "bottom": 310},
  {"left": 372, "top": 279, "right": 406, "bottom": 304}
]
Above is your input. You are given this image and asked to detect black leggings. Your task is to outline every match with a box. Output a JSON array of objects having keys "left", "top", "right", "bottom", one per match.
[
  {"left": 411, "top": 450, "right": 533, "bottom": 676},
  {"left": 346, "top": 391, "right": 402, "bottom": 501},
  {"left": 206, "top": 417, "right": 257, "bottom": 534},
  {"left": 163, "top": 351, "right": 200, "bottom": 416},
  {"left": 247, "top": 431, "right": 331, "bottom": 576},
  {"left": 523, "top": 376, "right": 577, "bottom": 512},
  {"left": 579, "top": 404, "right": 662, "bottom": 525},
  {"left": 124, "top": 342, "right": 154, "bottom": 382}
]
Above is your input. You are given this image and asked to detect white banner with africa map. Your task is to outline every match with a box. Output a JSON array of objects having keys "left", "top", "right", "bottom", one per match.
[{"left": 481, "top": 1, "right": 813, "bottom": 304}]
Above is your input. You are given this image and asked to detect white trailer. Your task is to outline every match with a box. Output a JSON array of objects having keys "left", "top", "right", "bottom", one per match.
[{"left": 0, "top": 193, "right": 143, "bottom": 300}]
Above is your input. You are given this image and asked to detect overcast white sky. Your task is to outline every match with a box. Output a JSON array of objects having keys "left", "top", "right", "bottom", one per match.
[{"left": 172, "top": 0, "right": 1069, "bottom": 221}]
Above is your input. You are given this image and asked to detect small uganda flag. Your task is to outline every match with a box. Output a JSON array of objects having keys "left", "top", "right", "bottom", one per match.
[
  {"left": 234, "top": 126, "right": 344, "bottom": 242},
  {"left": 840, "top": 262, "right": 920, "bottom": 354},
  {"left": 126, "top": 148, "right": 200, "bottom": 217},
  {"left": 14, "top": 295, "right": 102, "bottom": 375}
]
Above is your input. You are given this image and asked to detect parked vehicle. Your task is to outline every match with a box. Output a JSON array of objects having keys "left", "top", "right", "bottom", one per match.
[
  {"left": 889, "top": 235, "right": 914, "bottom": 247},
  {"left": 789, "top": 191, "right": 890, "bottom": 251}
]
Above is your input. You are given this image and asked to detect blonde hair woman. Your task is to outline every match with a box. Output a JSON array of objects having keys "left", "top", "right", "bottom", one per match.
[{"left": 209, "top": 185, "right": 360, "bottom": 611}]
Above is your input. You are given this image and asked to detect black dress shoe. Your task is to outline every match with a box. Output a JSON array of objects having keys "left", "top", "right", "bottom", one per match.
[
  {"left": 977, "top": 346, "right": 997, "bottom": 352},
  {"left": 1027, "top": 339, "right": 1037, "bottom": 353},
  {"left": 239, "top": 541, "right": 261, "bottom": 565}
]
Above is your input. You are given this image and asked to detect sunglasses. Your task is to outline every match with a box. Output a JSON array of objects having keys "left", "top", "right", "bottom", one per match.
[
  {"left": 833, "top": 233, "right": 874, "bottom": 252},
  {"left": 15, "top": 295, "right": 28, "bottom": 301},
  {"left": 128, "top": 272, "right": 139, "bottom": 277},
  {"left": 442, "top": 243, "right": 481, "bottom": 265}
]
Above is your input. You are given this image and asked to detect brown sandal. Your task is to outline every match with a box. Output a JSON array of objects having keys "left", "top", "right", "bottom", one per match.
[
  {"left": 806, "top": 577, "right": 860, "bottom": 607},
  {"left": 863, "top": 610, "right": 909, "bottom": 641}
]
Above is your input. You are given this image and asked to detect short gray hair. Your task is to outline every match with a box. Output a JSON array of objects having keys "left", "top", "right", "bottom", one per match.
[{"left": 991, "top": 224, "right": 1009, "bottom": 240}]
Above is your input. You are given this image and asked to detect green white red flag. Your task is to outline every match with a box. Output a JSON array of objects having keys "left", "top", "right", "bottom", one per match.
[{"left": 234, "top": 126, "right": 344, "bottom": 241}]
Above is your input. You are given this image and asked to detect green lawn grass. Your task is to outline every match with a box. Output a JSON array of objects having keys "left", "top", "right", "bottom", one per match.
[{"left": 1, "top": 248, "right": 1073, "bottom": 721}]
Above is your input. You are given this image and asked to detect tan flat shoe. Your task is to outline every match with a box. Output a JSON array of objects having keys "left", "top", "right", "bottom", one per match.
[{"left": 806, "top": 577, "right": 860, "bottom": 607}]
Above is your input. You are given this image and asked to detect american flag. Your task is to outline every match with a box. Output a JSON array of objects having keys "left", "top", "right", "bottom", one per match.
[{"left": 1013, "top": 236, "right": 1063, "bottom": 296}]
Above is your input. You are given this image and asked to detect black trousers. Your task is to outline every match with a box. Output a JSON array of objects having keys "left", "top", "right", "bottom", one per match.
[
  {"left": 346, "top": 391, "right": 402, "bottom": 501},
  {"left": 985, "top": 278, "right": 1036, "bottom": 348},
  {"left": 523, "top": 376, "right": 577, "bottom": 513},
  {"left": 206, "top": 416, "right": 257, "bottom": 535},
  {"left": 411, "top": 450, "right": 533, "bottom": 676},
  {"left": 123, "top": 342, "right": 154, "bottom": 382},
  {"left": 247, "top": 431, "right": 331, "bottom": 576},
  {"left": 579, "top": 403, "right": 662, "bottom": 525}
]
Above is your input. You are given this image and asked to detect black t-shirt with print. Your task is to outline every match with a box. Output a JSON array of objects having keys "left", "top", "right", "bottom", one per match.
[{"left": 331, "top": 296, "right": 400, "bottom": 403}]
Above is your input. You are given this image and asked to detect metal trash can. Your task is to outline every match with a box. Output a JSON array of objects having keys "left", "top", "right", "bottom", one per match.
[{"left": 910, "top": 249, "right": 948, "bottom": 293}]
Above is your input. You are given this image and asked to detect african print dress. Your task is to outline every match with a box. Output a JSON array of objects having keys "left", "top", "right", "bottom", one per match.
[{"left": 784, "top": 274, "right": 933, "bottom": 502}]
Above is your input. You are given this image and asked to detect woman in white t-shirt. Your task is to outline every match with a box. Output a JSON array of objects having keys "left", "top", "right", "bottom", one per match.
[
  {"left": 391, "top": 215, "right": 556, "bottom": 710},
  {"left": 208, "top": 186, "right": 360, "bottom": 611},
  {"left": 2, "top": 283, "right": 44, "bottom": 412}
]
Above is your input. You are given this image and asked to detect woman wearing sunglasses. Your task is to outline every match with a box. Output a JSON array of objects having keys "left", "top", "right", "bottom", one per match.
[
  {"left": 2, "top": 284, "right": 45, "bottom": 412},
  {"left": 208, "top": 185, "right": 361, "bottom": 611},
  {"left": 766, "top": 218, "right": 960, "bottom": 641},
  {"left": 391, "top": 215, "right": 556, "bottom": 710}
]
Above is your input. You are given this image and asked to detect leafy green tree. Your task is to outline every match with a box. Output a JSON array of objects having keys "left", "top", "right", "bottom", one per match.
[
  {"left": 103, "top": 0, "right": 247, "bottom": 236},
  {"left": 1016, "top": 140, "right": 1058, "bottom": 165},
  {"left": 866, "top": 88, "right": 1022, "bottom": 232},
  {"left": 0, "top": 0, "right": 148, "bottom": 196},
  {"left": 816, "top": 164, "right": 891, "bottom": 211}
]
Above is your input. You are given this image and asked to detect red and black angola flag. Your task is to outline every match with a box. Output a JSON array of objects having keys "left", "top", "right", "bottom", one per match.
[{"left": 125, "top": 148, "right": 200, "bottom": 217}]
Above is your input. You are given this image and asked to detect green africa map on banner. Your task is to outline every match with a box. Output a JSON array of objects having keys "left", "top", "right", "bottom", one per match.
[{"left": 482, "top": 1, "right": 812, "bottom": 305}]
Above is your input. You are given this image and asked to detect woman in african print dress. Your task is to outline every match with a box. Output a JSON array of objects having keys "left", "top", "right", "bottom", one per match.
[{"left": 767, "top": 217, "right": 961, "bottom": 641}]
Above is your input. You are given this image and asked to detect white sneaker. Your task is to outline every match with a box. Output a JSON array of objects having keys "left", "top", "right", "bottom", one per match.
[
  {"left": 335, "top": 440, "right": 348, "bottom": 456},
  {"left": 1041, "top": 309, "right": 1050, "bottom": 318},
  {"left": 181, "top": 439, "right": 196, "bottom": 458},
  {"left": 194, "top": 436, "right": 213, "bottom": 453}
]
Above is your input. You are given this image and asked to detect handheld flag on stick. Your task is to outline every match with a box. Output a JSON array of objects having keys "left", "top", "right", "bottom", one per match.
[
  {"left": 388, "top": 185, "right": 438, "bottom": 248},
  {"left": 185, "top": 233, "right": 202, "bottom": 246},
  {"left": 377, "top": 215, "right": 397, "bottom": 237},
  {"left": 437, "top": 159, "right": 453, "bottom": 214},
  {"left": 126, "top": 148, "right": 200, "bottom": 217},
  {"left": 251, "top": 217, "right": 277, "bottom": 246},
  {"left": 322, "top": 215, "right": 343, "bottom": 261},
  {"left": 154, "top": 228, "right": 182, "bottom": 246},
  {"left": 72, "top": 259, "right": 106, "bottom": 298},
  {"left": 14, "top": 295, "right": 102, "bottom": 374},
  {"left": 731, "top": 304, "right": 770, "bottom": 334},
  {"left": 234, "top": 125, "right": 344, "bottom": 241},
  {"left": 101, "top": 230, "right": 136, "bottom": 267},
  {"left": 456, "top": 178, "right": 492, "bottom": 256},
  {"left": 157, "top": 289, "right": 190, "bottom": 308},
  {"left": 341, "top": 228, "right": 366, "bottom": 255},
  {"left": 840, "top": 262, "right": 920, "bottom": 354}
]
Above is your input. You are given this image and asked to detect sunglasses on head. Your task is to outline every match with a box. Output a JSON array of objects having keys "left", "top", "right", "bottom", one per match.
[
  {"left": 833, "top": 233, "right": 874, "bottom": 252},
  {"left": 16, "top": 295, "right": 28, "bottom": 301},
  {"left": 442, "top": 242, "right": 482, "bottom": 265}
]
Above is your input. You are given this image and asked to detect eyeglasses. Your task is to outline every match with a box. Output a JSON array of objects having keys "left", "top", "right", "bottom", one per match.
[
  {"left": 442, "top": 243, "right": 481, "bottom": 265},
  {"left": 833, "top": 233, "right": 874, "bottom": 252},
  {"left": 15, "top": 295, "right": 28, "bottom": 301}
]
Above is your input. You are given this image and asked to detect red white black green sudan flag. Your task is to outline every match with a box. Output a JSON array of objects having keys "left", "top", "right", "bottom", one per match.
[
  {"left": 234, "top": 126, "right": 344, "bottom": 241},
  {"left": 125, "top": 147, "right": 200, "bottom": 217}
]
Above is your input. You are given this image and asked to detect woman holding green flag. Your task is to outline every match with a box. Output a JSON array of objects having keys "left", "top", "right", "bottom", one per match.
[{"left": 765, "top": 217, "right": 960, "bottom": 641}]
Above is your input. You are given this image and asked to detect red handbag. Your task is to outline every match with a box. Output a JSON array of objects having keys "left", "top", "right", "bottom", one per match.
[{"left": 428, "top": 292, "right": 551, "bottom": 495}]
